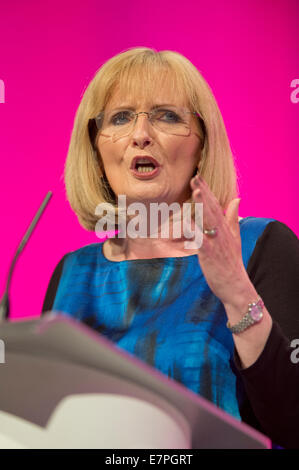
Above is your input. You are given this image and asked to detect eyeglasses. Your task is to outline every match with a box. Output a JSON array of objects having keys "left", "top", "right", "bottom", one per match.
[{"left": 88, "top": 106, "right": 205, "bottom": 146}]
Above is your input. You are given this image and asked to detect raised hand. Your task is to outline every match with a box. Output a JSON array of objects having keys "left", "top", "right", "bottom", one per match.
[{"left": 190, "top": 174, "right": 252, "bottom": 308}]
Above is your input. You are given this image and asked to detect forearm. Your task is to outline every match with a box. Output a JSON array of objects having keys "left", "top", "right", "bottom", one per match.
[
  {"left": 234, "top": 320, "right": 299, "bottom": 449},
  {"left": 222, "top": 220, "right": 299, "bottom": 447},
  {"left": 223, "top": 282, "right": 273, "bottom": 369}
]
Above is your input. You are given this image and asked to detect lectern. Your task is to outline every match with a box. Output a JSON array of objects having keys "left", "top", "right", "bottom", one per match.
[{"left": 0, "top": 312, "right": 271, "bottom": 449}]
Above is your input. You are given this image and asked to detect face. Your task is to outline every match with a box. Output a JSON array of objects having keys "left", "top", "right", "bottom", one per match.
[{"left": 96, "top": 80, "right": 202, "bottom": 208}]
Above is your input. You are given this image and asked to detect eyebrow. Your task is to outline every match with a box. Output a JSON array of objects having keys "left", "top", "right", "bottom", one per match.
[{"left": 110, "top": 103, "right": 179, "bottom": 111}]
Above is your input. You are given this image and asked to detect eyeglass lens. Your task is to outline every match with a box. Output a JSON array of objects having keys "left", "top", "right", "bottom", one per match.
[{"left": 96, "top": 107, "right": 193, "bottom": 141}]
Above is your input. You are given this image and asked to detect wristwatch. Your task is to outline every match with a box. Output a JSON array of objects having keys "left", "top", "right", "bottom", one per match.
[{"left": 226, "top": 298, "right": 264, "bottom": 334}]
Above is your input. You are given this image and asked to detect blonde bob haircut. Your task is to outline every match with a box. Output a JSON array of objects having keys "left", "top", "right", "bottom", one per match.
[{"left": 65, "top": 47, "right": 238, "bottom": 231}]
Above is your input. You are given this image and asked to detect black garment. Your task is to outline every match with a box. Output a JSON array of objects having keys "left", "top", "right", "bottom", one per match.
[{"left": 42, "top": 221, "right": 299, "bottom": 448}]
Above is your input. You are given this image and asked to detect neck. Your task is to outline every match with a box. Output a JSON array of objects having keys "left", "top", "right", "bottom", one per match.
[
  {"left": 106, "top": 236, "right": 199, "bottom": 261},
  {"left": 105, "top": 206, "right": 200, "bottom": 261}
]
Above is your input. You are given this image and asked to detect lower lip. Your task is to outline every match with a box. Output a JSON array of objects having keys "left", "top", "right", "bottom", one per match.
[{"left": 130, "top": 166, "right": 161, "bottom": 179}]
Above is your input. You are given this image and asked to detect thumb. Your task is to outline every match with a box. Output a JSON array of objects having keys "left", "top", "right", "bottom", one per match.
[{"left": 225, "top": 198, "right": 241, "bottom": 236}]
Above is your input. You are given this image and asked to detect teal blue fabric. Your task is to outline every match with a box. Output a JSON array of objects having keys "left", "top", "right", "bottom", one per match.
[{"left": 53, "top": 216, "right": 274, "bottom": 420}]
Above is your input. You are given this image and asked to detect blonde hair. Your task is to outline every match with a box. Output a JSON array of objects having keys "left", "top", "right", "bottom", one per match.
[{"left": 65, "top": 47, "right": 238, "bottom": 231}]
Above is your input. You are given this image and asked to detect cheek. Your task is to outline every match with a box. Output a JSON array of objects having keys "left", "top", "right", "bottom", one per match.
[
  {"left": 97, "top": 144, "right": 121, "bottom": 170},
  {"left": 103, "top": 170, "right": 123, "bottom": 197},
  {"left": 165, "top": 136, "right": 199, "bottom": 160},
  {"left": 168, "top": 148, "right": 198, "bottom": 168}
]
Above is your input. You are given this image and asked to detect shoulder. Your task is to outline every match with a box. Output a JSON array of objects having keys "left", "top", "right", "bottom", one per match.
[
  {"left": 240, "top": 216, "right": 297, "bottom": 245},
  {"left": 238, "top": 217, "right": 275, "bottom": 267},
  {"left": 240, "top": 216, "right": 298, "bottom": 248},
  {"left": 54, "top": 242, "right": 106, "bottom": 274},
  {"left": 239, "top": 216, "right": 275, "bottom": 234},
  {"left": 239, "top": 216, "right": 298, "bottom": 268},
  {"left": 68, "top": 242, "right": 103, "bottom": 255},
  {"left": 42, "top": 243, "right": 105, "bottom": 314},
  {"left": 243, "top": 218, "right": 299, "bottom": 340},
  {"left": 244, "top": 217, "right": 299, "bottom": 285}
]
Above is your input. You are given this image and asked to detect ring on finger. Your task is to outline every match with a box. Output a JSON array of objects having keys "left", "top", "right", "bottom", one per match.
[{"left": 203, "top": 227, "right": 218, "bottom": 238}]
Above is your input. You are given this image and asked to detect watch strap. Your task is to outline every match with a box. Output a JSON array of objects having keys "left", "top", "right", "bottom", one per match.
[{"left": 226, "top": 298, "right": 264, "bottom": 334}]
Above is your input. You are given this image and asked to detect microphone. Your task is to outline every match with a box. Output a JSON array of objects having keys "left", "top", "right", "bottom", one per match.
[{"left": 0, "top": 191, "right": 52, "bottom": 322}]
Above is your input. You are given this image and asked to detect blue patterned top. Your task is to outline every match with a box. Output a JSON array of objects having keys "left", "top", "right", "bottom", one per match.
[{"left": 52, "top": 216, "right": 274, "bottom": 421}]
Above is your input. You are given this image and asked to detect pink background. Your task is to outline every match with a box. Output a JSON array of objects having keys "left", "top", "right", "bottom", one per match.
[{"left": 0, "top": 0, "right": 298, "bottom": 320}]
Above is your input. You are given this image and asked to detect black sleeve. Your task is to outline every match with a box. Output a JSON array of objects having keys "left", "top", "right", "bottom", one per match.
[
  {"left": 246, "top": 220, "right": 299, "bottom": 340},
  {"left": 41, "top": 254, "right": 69, "bottom": 314},
  {"left": 235, "top": 220, "right": 299, "bottom": 449}
]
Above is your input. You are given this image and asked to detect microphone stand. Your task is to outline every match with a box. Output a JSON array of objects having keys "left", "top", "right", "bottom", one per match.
[{"left": 0, "top": 191, "right": 52, "bottom": 322}]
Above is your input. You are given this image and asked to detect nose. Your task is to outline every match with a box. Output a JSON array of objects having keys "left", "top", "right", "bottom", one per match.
[
  {"left": 132, "top": 112, "right": 153, "bottom": 133},
  {"left": 130, "top": 112, "right": 154, "bottom": 147}
]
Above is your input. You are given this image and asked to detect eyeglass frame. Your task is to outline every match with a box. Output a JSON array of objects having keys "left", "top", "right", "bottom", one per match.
[{"left": 88, "top": 108, "right": 206, "bottom": 150}]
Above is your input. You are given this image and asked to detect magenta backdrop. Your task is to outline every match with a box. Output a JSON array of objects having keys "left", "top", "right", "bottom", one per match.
[{"left": 0, "top": 0, "right": 298, "bottom": 320}]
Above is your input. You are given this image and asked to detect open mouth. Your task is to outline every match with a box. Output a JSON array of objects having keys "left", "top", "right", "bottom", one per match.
[{"left": 130, "top": 156, "right": 161, "bottom": 178}]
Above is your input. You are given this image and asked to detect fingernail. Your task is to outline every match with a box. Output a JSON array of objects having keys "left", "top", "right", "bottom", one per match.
[{"left": 193, "top": 177, "right": 200, "bottom": 187}]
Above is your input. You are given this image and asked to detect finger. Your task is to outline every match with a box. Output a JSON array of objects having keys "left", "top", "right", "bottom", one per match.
[
  {"left": 190, "top": 175, "right": 200, "bottom": 191},
  {"left": 192, "top": 188, "right": 219, "bottom": 234},
  {"left": 225, "top": 198, "right": 241, "bottom": 237},
  {"left": 191, "top": 177, "right": 224, "bottom": 227}
]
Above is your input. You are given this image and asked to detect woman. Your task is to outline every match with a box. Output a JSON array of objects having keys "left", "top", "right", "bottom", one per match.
[{"left": 42, "top": 47, "right": 299, "bottom": 448}]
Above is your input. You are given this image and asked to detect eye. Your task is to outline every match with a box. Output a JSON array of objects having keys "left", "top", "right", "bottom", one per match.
[
  {"left": 110, "top": 111, "right": 132, "bottom": 126},
  {"left": 154, "top": 109, "right": 181, "bottom": 123}
]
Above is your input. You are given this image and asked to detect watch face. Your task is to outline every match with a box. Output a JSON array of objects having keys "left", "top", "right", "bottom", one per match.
[{"left": 250, "top": 303, "right": 263, "bottom": 322}]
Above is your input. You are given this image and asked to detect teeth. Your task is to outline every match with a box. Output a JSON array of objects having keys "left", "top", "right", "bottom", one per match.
[{"left": 137, "top": 166, "right": 155, "bottom": 173}]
